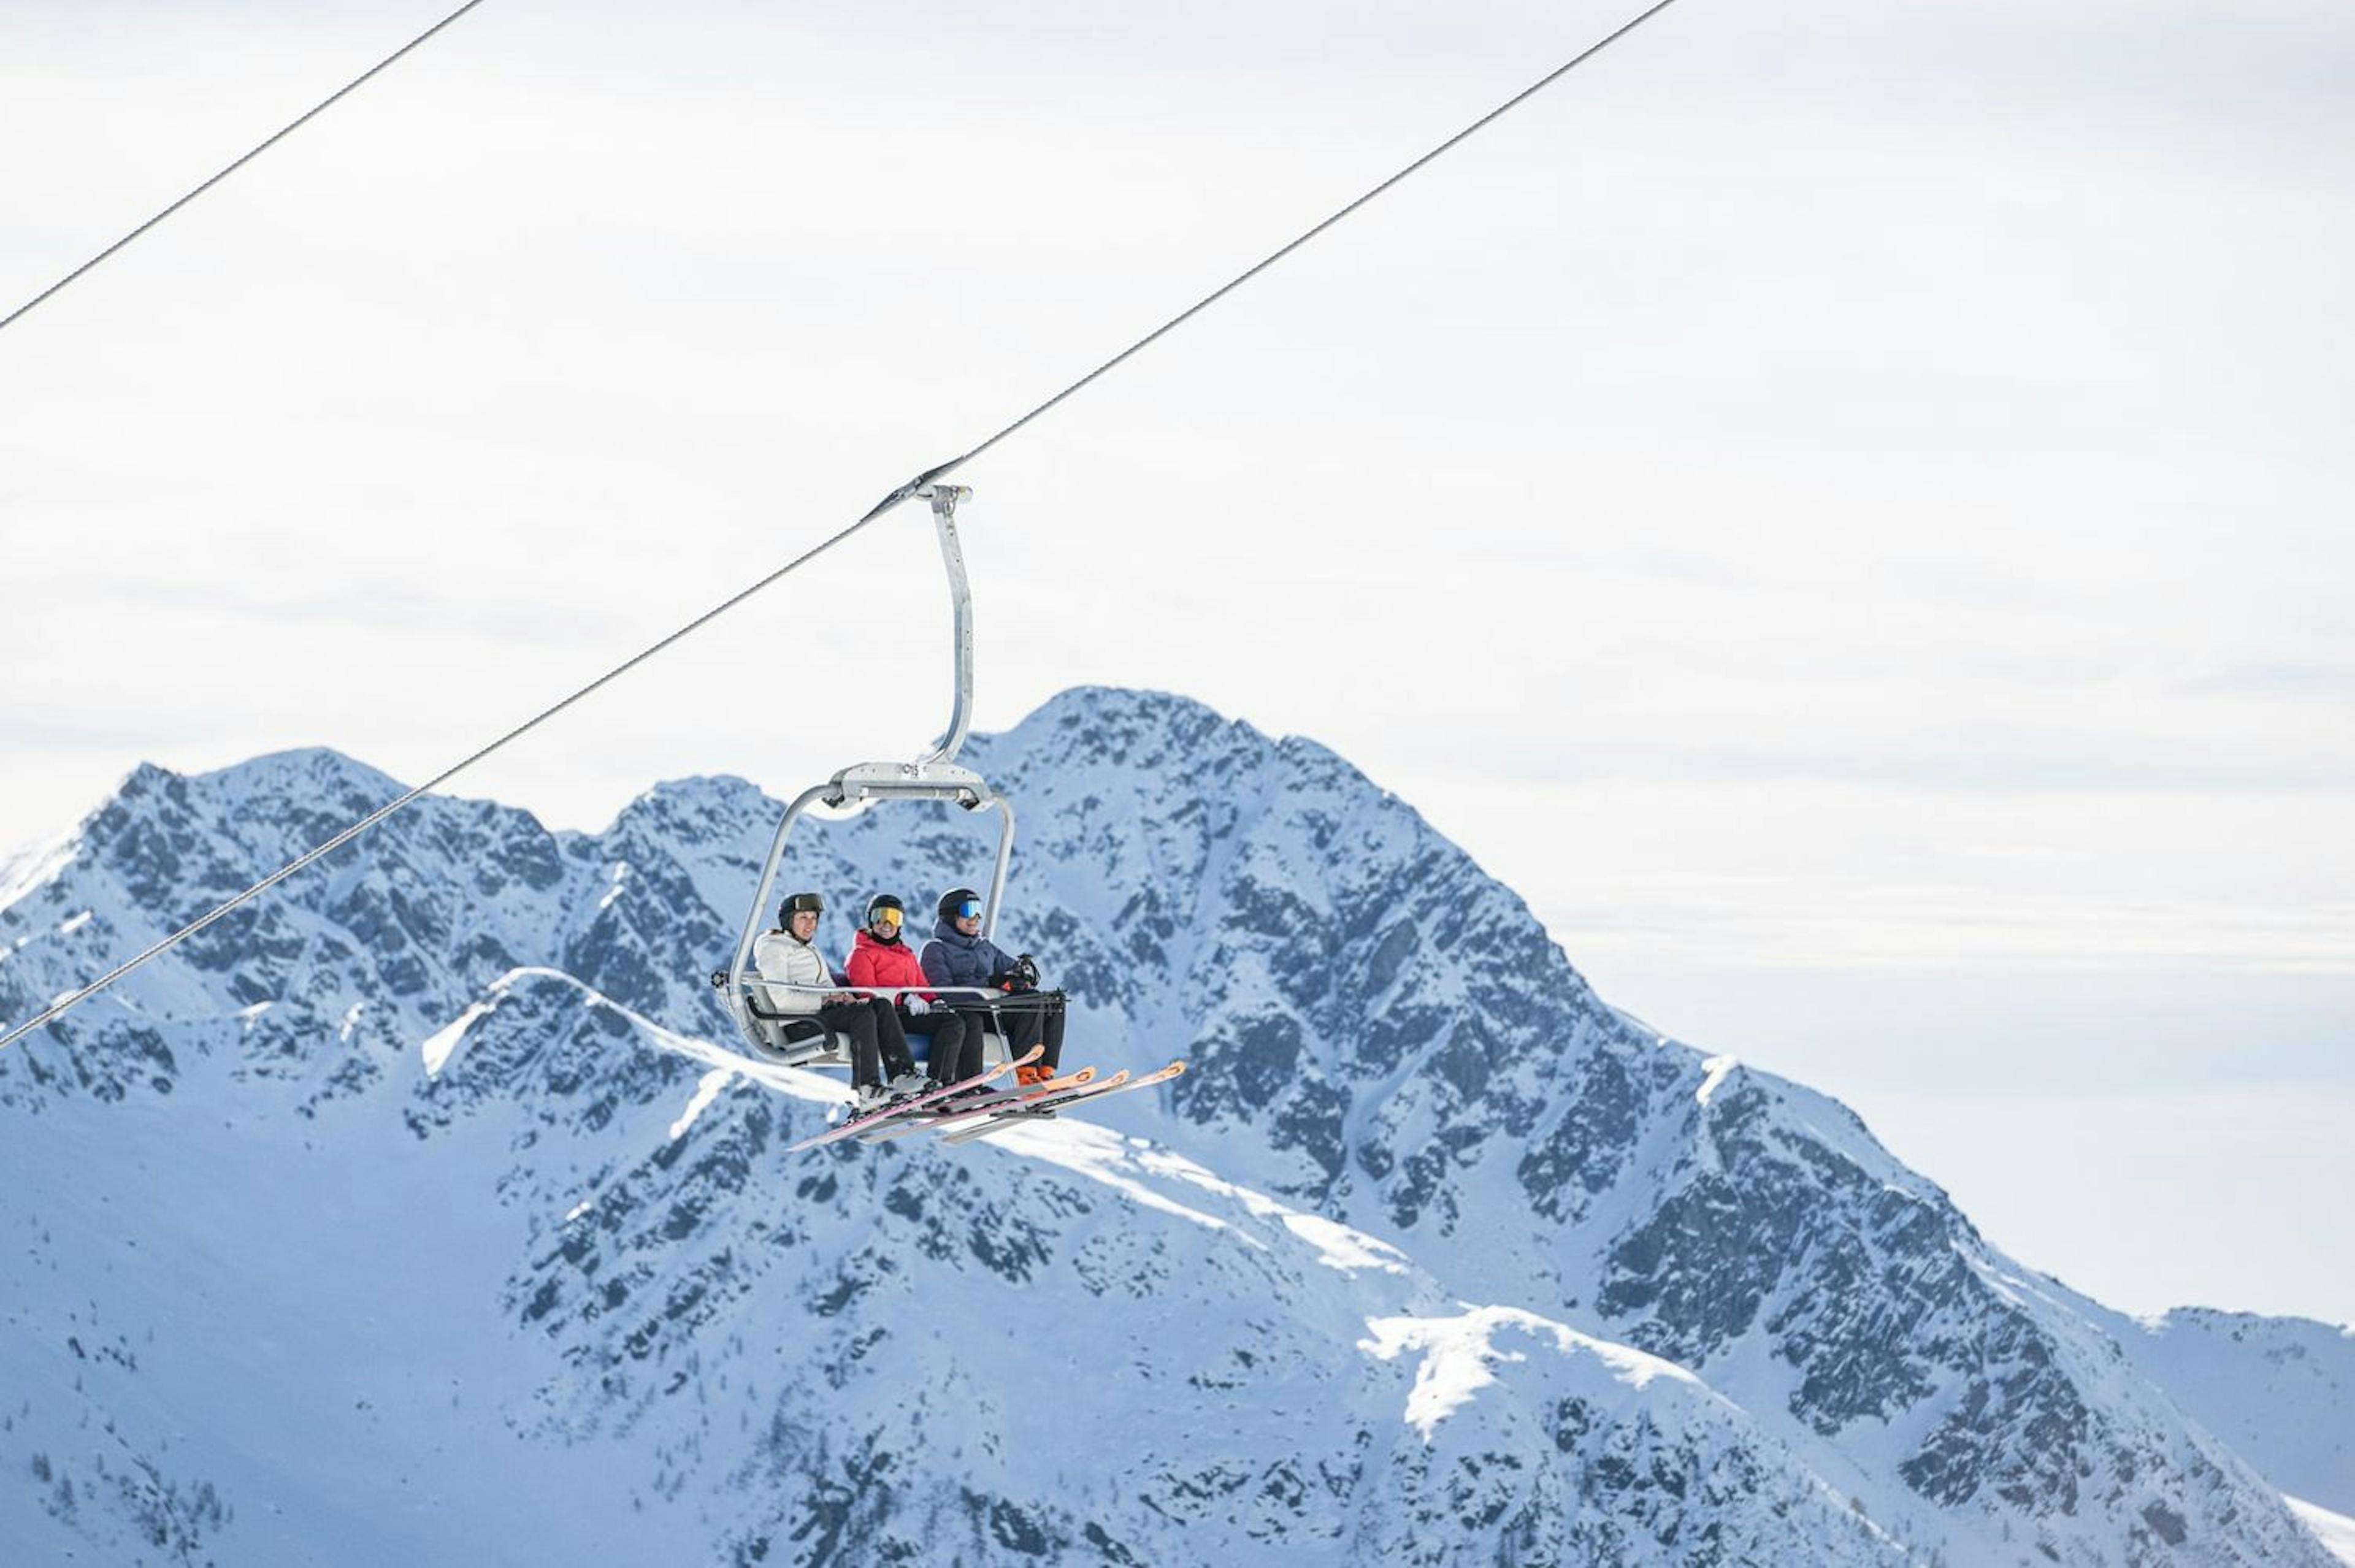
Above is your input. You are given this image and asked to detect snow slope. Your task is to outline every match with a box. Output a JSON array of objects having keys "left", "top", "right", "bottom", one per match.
[
  {"left": 2045, "top": 1288, "right": 2355, "bottom": 1516},
  {"left": 0, "top": 687, "right": 2339, "bottom": 1566},
  {"left": 0, "top": 968, "right": 1901, "bottom": 1565},
  {"left": 2290, "top": 1498, "right": 2355, "bottom": 1567}
]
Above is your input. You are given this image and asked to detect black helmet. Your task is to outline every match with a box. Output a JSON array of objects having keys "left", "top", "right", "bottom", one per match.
[
  {"left": 778, "top": 892, "right": 824, "bottom": 924},
  {"left": 937, "top": 887, "right": 982, "bottom": 922},
  {"left": 865, "top": 893, "right": 905, "bottom": 928}
]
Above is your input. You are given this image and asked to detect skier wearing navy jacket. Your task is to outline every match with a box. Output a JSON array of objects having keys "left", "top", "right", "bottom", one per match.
[{"left": 919, "top": 886, "right": 1066, "bottom": 1085}]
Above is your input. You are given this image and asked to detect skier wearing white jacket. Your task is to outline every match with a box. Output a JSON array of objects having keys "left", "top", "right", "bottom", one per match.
[{"left": 753, "top": 891, "right": 921, "bottom": 1109}]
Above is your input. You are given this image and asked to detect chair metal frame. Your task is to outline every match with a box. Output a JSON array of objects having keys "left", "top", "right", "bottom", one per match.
[{"left": 713, "top": 485, "right": 1018, "bottom": 1068}]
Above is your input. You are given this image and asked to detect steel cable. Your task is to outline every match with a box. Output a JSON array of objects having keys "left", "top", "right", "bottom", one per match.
[
  {"left": 1, "top": 0, "right": 494, "bottom": 338},
  {"left": 1, "top": 0, "right": 1688, "bottom": 1051},
  {"left": 0, "top": 509, "right": 884, "bottom": 1051}
]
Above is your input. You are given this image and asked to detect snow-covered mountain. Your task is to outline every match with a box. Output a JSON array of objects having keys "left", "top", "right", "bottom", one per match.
[
  {"left": 0, "top": 687, "right": 2341, "bottom": 1566},
  {"left": 2050, "top": 1292, "right": 2355, "bottom": 1521}
]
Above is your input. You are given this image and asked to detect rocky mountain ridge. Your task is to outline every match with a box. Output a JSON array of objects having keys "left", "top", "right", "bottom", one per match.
[{"left": 0, "top": 686, "right": 2340, "bottom": 1566}]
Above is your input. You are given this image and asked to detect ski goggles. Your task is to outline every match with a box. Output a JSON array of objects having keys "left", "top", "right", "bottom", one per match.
[
  {"left": 952, "top": 897, "right": 983, "bottom": 920},
  {"left": 870, "top": 906, "right": 902, "bottom": 929}
]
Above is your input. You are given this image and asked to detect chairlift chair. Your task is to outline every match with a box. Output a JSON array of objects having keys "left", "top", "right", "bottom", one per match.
[{"left": 710, "top": 485, "right": 1022, "bottom": 1070}]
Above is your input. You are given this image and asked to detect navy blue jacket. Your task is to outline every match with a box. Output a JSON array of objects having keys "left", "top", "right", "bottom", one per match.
[{"left": 919, "top": 919, "right": 1020, "bottom": 995}]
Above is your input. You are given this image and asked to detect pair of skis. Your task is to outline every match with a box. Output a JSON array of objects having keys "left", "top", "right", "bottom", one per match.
[
  {"left": 784, "top": 1044, "right": 1043, "bottom": 1154},
  {"left": 937, "top": 1059, "right": 1186, "bottom": 1145},
  {"left": 783, "top": 1047, "right": 1187, "bottom": 1153},
  {"left": 856, "top": 1064, "right": 1101, "bottom": 1143}
]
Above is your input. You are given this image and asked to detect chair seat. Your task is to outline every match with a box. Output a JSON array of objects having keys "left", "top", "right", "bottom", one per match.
[{"left": 743, "top": 1014, "right": 852, "bottom": 1069}]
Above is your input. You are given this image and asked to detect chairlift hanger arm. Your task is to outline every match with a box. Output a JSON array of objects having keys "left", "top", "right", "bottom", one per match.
[{"left": 915, "top": 484, "right": 976, "bottom": 770}]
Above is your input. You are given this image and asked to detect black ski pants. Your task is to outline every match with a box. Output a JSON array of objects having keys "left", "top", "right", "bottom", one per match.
[
  {"left": 902, "top": 1008, "right": 973, "bottom": 1086},
  {"left": 953, "top": 992, "right": 1066, "bottom": 1074},
  {"left": 818, "top": 998, "right": 914, "bottom": 1088}
]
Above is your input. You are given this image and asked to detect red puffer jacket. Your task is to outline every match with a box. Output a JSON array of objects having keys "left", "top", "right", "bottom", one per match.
[{"left": 846, "top": 928, "right": 932, "bottom": 998}]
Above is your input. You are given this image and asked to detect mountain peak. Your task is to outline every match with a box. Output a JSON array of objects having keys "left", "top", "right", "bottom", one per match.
[
  {"left": 611, "top": 772, "right": 778, "bottom": 836},
  {"left": 192, "top": 746, "right": 407, "bottom": 808},
  {"left": 73, "top": 748, "right": 408, "bottom": 847},
  {"left": 1024, "top": 683, "right": 1231, "bottom": 727},
  {"left": 995, "top": 684, "right": 1260, "bottom": 770}
]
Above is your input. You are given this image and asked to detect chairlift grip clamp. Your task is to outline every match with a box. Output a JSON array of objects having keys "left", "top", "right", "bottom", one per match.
[{"left": 917, "top": 483, "right": 973, "bottom": 518}]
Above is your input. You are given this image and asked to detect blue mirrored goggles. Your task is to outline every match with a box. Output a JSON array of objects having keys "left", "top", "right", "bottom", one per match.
[{"left": 952, "top": 898, "right": 983, "bottom": 920}]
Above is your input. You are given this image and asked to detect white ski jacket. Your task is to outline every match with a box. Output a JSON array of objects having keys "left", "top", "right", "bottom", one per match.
[{"left": 752, "top": 930, "right": 838, "bottom": 1015}]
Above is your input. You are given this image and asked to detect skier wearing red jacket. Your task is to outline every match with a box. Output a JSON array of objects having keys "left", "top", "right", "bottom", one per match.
[{"left": 844, "top": 893, "right": 976, "bottom": 1088}]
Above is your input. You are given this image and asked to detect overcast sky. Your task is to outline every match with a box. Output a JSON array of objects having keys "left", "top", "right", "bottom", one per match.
[{"left": 3, "top": 0, "right": 2350, "bottom": 1322}]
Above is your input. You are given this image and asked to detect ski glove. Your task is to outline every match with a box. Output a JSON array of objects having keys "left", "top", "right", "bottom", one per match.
[{"left": 902, "top": 995, "right": 930, "bottom": 1015}]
